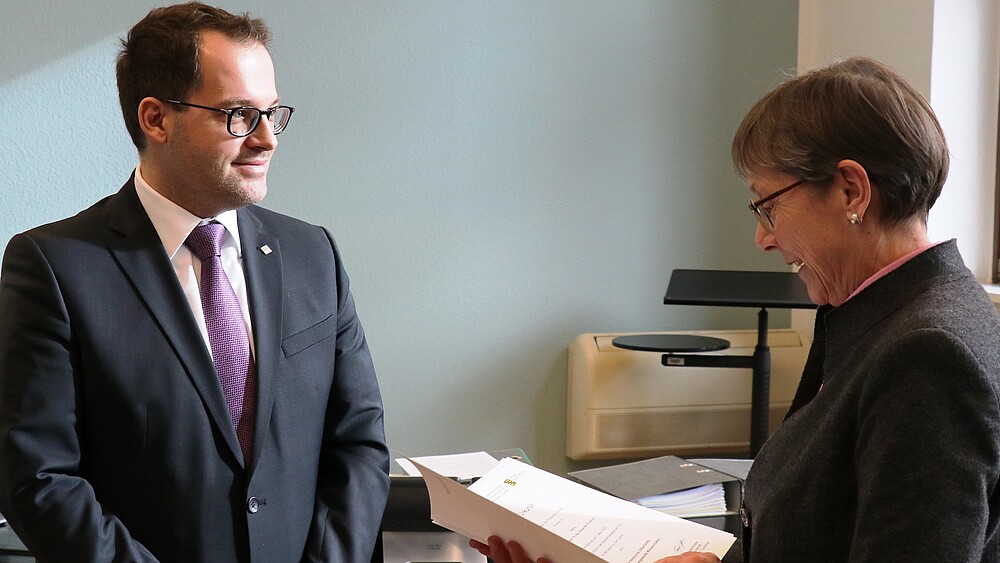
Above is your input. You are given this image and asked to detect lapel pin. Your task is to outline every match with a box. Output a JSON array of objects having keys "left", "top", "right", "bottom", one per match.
[{"left": 259, "top": 244, "right": 272, "bottom": 255}]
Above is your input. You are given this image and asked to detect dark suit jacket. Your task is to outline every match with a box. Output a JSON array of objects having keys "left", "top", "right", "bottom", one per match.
[
  {"left": 740, "top": 240, "right": 1000, "bottom": 562},
  {"left": 0, "top": 178, "right": 390, "bottom": 562}
]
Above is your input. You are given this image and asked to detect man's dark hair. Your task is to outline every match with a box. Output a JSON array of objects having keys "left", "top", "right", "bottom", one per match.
[{"left": 116, "top": 2, "right": 272, "bottom": 151}]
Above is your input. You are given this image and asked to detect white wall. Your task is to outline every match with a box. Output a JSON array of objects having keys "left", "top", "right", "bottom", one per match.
[
  {"left": 0, "top": 1, "right": 799, "bottom": 477},
  {"left": 929, "top": 1, "right": 1000, "bottom": 279},
  {"left": 798, "top": 1, "right": 934, "bottom": 93}
]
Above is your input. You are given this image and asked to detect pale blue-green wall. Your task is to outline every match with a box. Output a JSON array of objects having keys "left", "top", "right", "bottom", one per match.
[{"left": 1, "top": 1, "right": 797, "bottom": 476}]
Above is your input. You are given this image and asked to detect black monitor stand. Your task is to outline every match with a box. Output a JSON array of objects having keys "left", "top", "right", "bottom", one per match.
[
  {"left": 666, "top": 269, "right": 816, "bottom": 457},
  {"left": 615, "top": 269, "right": 816, "bottom": 458}
]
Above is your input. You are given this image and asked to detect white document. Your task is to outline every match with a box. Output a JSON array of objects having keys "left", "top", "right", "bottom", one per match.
[
  {"left": 396, "top": 451, "right": 500, "bottom": 481},
  {"left": 410, "top": 457, "right": 735, "bottom": 563}
]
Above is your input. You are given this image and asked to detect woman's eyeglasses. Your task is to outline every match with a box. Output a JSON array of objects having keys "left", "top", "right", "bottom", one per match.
[{"left": 748, "top": 179, "right": 805, "bottom": 233}]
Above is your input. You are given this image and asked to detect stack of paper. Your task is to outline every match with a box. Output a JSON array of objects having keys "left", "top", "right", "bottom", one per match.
[
  {"left": 634, "top": 483, "right": 727, "bottom": 518},
  {"left": 569, "top": 455, "right": 748, "bottom": 518},
  {"left": 395, "top": 451, "right": 500, "bottom": 481}
]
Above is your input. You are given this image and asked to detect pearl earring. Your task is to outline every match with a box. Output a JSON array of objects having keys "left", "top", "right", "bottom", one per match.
[{"left": 849, "top": 212, "right": 862, "bottom": 225}]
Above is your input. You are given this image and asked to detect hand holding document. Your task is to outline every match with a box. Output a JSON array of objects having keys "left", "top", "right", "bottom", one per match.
[{"left": 409, "top": 457, "right": 735, "bottom": 563}]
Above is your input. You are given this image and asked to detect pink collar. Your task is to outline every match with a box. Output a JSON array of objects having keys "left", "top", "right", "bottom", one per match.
[{"left": 845, "top": 241, "right": 944, "bottom": 302}]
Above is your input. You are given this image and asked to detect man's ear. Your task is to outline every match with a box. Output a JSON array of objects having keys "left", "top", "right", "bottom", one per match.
[
  {"left": 137, "top": 97, "right": 170, "bottom": 146},
  {"left": 835, "top": 159, "right": 872, "bottom": 222}
]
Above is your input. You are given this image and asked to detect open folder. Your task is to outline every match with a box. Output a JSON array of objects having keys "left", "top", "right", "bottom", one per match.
[
  {"left": 569, "top": 455, "right": 750, "bottom": 518},
  {"left": 410, "top": 457, "right": 735, "bottom": 563}
]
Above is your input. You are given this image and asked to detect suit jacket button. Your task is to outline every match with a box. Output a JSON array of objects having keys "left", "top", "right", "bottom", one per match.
[
  {"left": 247, "top": 496, "right": 260, "bottom": 514},
  {"left": 740, "top": 506, "right": 750, "bottom": 527}
]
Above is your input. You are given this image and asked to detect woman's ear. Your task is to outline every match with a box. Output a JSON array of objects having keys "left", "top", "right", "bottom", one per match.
[
  {"left": 835, "top": 159, "right": 872, "bottom": 223},
  {"left": 137, "top": 97, "right": 170, "bottom": 146}
]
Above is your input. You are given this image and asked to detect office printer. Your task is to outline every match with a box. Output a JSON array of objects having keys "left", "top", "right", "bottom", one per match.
[{"left": 371, "top": 475, "right": 487, "bottom": 563}]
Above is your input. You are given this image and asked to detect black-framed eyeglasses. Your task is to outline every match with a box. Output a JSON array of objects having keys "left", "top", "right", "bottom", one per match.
[
  {"left": 163, "top": 99, "right": 295, "bottom": 137},
  {"left": 748, "top": 179, "right": 805, "bottom": 233}
]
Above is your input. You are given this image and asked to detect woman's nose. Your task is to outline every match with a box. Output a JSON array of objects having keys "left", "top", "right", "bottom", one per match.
[{"left": 755, "top": 223, "right": 777, "bottom": 251}]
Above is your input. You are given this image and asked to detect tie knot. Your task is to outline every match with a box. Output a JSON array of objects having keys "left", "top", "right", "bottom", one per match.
[{"left": 185, "top": 222, "right": 227, "bottom": 261}]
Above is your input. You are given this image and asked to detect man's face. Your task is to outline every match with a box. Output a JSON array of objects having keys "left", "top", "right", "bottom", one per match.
[{"left": 163, "top": 31, "right": 279, "bottom": 218}]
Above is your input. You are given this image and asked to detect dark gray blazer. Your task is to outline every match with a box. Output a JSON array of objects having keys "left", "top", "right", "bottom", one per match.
[
  {"left": 0, "top": 178, "right": 390, "bottom": 562},
  {"left": 740, "top": 240, "right": 1000, "bottom": 562}
]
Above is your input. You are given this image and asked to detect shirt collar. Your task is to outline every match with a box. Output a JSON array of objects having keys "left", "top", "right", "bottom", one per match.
[
  {"left": 845, "top": 240, "right": 944, "bottom": 302},
  {"left": 133, "top": 163, "right": 243, "bottom": 259}
]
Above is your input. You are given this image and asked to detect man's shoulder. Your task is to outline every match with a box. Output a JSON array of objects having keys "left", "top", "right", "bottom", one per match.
[
  {"left": 240, "top": 204, "right": 332, "bottom": 240},
  {"left": 17, "top": 190, "right": 126, "bottom": 244}
]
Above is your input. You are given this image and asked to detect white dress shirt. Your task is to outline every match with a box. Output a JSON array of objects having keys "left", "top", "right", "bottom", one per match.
[{"left": 133, "top": 164, "right": 256, "bottom": 357}]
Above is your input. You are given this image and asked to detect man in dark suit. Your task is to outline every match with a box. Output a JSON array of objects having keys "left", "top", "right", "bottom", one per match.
[{"left": 0, "top": 3, "right": 390, "bottom": 562}]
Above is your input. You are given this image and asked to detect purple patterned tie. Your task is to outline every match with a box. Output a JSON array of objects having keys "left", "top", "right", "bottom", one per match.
[{"left": 185, "top": 222, "right": 256, "bottom": 463}]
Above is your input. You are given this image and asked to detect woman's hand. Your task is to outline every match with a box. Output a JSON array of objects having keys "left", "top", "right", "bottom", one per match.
[
  {"left": 469, "top": 536, "right": 552, "bottom": 563},
  {"left": 653, "top": 552, "right": 722, "bottom": 563}
]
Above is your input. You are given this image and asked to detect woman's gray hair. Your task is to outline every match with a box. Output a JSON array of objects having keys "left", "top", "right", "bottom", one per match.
[{"left": 732, "top": 57, "right": 949, "bottom": 225}]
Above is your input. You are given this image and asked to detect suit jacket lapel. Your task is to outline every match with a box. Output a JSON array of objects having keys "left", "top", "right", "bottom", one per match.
[
  {"left": 106, "top": 179, "right": 244, "bottom": 462},
  {"left": 237, "top": 206, "right": 283, "bottom": 473}
]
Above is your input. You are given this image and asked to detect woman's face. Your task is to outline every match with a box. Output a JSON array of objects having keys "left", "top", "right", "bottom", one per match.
[{"left": 747, "top": 169, "right": 857, "bottom": 306}]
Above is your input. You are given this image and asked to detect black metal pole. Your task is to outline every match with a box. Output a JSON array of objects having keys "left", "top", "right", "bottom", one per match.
[{"left": 750, "top": 307, "right": 770, "bottom": 457}]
